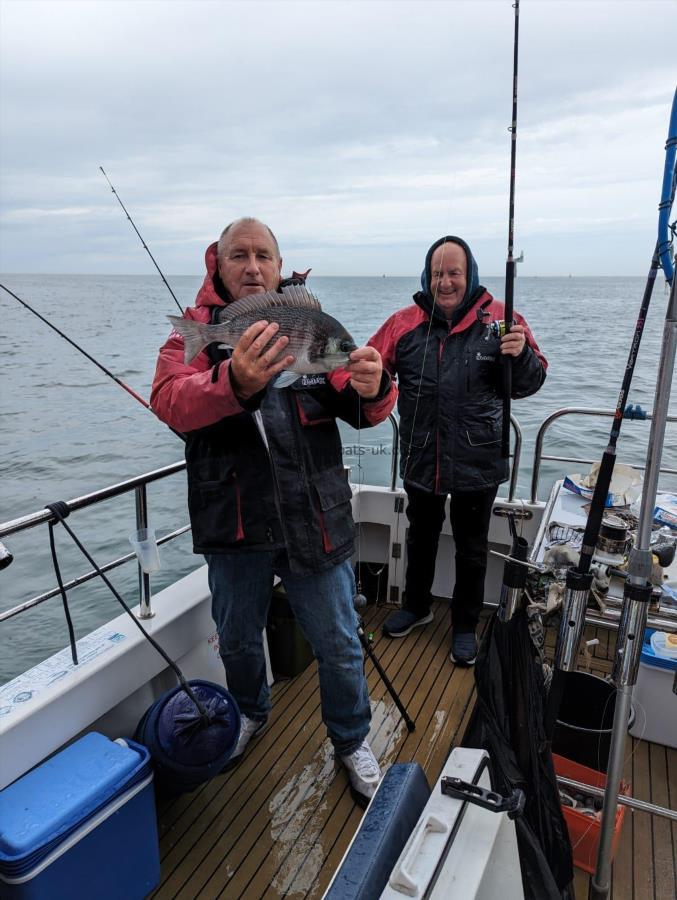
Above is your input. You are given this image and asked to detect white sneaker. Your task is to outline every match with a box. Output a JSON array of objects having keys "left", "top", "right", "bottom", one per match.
[
  {"left": 340, "top": 740, "right": 381, "bottom": 804},
  {"left": 222, "top": 714, "right": 267, "bottom": 771}
]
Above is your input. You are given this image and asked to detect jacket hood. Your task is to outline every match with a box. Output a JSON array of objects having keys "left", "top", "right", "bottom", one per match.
[
  {"left": 417, "top": 235, "right": 483, "bottom": 324},
  {"left": 195, "top": 242, "right": 229, "bottom": 309}
]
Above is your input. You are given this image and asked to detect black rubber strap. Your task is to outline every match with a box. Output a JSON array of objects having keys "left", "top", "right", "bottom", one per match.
[
  {"left": 45, "top": 502, "right": 78, "bottom": 666},
  {"left": 44, "top": 501, "right": 210, "bottom": 723}
]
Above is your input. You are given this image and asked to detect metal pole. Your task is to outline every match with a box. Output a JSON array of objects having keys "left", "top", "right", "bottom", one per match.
[
  {"left": 591, "top": 266, "right": 677, "bottom": 898},
  {"left": 135, "top": 484, "right": 154, "bottom": 619},
  {"left": 557, "top": 775, "right": 677, "bottom": 822}
]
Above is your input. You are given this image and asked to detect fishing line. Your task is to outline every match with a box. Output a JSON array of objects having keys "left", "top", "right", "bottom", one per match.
[{"left": 99, "top": 167, "right": 184, "bottom": 314}]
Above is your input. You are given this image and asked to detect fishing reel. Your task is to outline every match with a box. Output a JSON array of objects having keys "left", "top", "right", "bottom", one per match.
[{"left": 476, "top": 308, "right": 510, "bottom": 339}]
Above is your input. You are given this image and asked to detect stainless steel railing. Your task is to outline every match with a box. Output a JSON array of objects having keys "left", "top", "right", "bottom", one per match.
[
  {"left": 530, "top": 407, "right": 677, "bottom": 502},
  {"left": 1, "top": 411, "right": 526, "bottom": 625},
  {"left": 0, "top": 461, "right": 189, "bottom": 624}
]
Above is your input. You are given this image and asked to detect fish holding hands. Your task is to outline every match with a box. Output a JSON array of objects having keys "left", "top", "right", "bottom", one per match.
[{"left": 168, "top": 284, "right": 383, "bottom": 399}]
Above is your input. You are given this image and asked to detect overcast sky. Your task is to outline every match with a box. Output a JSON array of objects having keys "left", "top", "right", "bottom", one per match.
[{"left": 1, "top": 0, "right": 675, "bottom": 276}]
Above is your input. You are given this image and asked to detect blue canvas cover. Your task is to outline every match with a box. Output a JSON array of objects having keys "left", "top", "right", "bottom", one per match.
[{"left": 134, "top": 679, "right": 240, "bottom": 794}]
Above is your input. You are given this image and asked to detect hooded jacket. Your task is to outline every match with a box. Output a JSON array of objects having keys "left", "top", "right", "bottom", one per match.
[
  {"left": 151, "top": 242, "right": 397, "bottom": 573},
  {"left": 368, "top": 236, "right": 547, "bottom": 493}
]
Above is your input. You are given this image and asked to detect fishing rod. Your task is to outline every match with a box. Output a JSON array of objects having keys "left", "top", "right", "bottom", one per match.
[
  {"left": 544, "top": 88, "right": 677, "bottom": 745},
  {"left": 0, "top": 283, "right": 151, "bottom": 410},
  {"left": 99, "top": 166, "right": 183, "bottom": 314},
  {"left": 591, "top": 87, "right": 677, "bottom": 900},
  {"left": 501, "top": 0, "right": 520, "bottom": 459}
]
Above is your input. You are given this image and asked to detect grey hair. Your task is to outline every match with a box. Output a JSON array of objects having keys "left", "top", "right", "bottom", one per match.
[{"left": 217, "top": 217, "right": 281, "bottom": 264}]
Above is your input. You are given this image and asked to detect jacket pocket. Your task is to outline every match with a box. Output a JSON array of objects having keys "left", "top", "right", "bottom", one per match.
[
  {"left": 465, "top": 419, "right": 501, "bottom": 447},
  {"left": 311, "top": 468, "right": 355, "bottom": 552},
  {"left": 294, "top": 391, "right": 333, "bottom": 426},
  {"left": 188, "top": 473, "right": 244, "bottom": 546}
]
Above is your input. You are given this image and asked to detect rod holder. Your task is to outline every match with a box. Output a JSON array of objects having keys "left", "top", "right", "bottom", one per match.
[
  {"left": 554, "top": 569, "right": 593, "bottom": 672},
  {"left": 613, "top": 579, "right": 653, "bottom": 688},
  {"left": 497, "top": 536, "right": 529, "bottom": 622},
  {"left": 134, "top": 484, "right": 154, "bottom": 619}
]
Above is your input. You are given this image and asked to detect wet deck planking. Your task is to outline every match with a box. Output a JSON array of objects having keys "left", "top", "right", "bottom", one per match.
[{"left": 153, "top": 606, "right": 675, "bottom": 899}]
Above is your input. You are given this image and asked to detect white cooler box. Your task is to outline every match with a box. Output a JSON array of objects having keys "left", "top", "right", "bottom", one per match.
[{"left": 629, "top": 629, "right": 677, "bottom": 748}]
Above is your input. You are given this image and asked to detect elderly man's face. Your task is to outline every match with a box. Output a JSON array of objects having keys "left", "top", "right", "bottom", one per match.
[
  {"left": 218, "top": 222, "right": 282, "bottom": 300},
  {"left": 430, "top": 242, "right": 467, "bottom": 319}
]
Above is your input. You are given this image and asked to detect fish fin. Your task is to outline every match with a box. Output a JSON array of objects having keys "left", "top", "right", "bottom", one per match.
[
  {"left": 272, "top": 370, "right": 301, "bottom": 389},
  {"left": 291, "top": 268, "right": 312, "bottom": 282},
  {"left": 217, "top": 342, "right": 235, "bottom": 350},
  {"left": 167, "top": 315, "right": 210, "bottom": 365},
  {"left": 216, "top": 285, "right": 321, "bottom": 323}
]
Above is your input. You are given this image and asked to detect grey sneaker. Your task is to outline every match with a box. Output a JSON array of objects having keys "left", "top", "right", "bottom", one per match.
[
  {"left": 450, "top": 630, "right": 478, "bottom": 666},
  {"left": 382, "top": 608, "right": 434, "bottom": 638},
  {"left": 221, "top": 714, "right": 267, "bottom": 772},
  {"left": 340, "top": 739, "right": 382, "bottom": 806}
]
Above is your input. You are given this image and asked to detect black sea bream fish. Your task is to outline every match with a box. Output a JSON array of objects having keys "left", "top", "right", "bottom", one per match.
[{"left": 168, "top": 284, "right": 357, "bottom": 388}]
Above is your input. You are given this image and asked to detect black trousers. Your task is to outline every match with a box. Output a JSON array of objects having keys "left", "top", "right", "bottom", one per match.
[{"left": 403, "top": 483, "right": 499, "bottom": 630}]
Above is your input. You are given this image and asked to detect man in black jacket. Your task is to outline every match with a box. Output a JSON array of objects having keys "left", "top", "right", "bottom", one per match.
[
  {"left": 152, "top": 218, "right": 397, "bottom": 801},
  {"left": 368, "top": 235, "right": 547, "bottom": 665}
]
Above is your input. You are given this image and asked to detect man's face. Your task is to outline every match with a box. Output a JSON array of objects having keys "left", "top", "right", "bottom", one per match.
[
  {"left": 218, "top": 222, "right": 282, "bottom": 300},
  {"left": 429, "top": 242, "right": 467, "bottom": 319}
]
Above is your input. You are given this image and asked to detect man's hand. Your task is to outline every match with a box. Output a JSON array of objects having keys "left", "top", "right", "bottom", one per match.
[
  {"left": 347, "top": 346, "right": 383, "bottom": 399},
  {"left": 229, "top": 321, "right": 294, "bottom": 400},
  {"left": 500, "top": 324, "right": 527, "bottom": 357}
]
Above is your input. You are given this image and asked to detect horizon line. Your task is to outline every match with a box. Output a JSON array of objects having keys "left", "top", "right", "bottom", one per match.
[{"left": 0, "top": 272, "right": 652, "bottom": 280}]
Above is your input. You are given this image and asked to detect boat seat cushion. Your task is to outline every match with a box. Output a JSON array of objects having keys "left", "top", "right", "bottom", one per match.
[{"left": 325, "top": 762, "right": 430, "bottom": 900}]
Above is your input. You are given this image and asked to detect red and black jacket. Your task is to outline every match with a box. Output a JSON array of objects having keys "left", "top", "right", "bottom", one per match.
[
  {"left": 151, "top": 242, "right": 397, "bottom": 573},
  {"left": 368, "top": 290, "right": 547, "bottom": 494}
]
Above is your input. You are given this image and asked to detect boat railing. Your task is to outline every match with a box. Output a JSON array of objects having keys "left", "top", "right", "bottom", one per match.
[
  {"left": 0, "top": 461, "right": 190, "bottom": 624},
  {"left": 530, "top": 407, "right": 677, "bottom": 502},
  {"left": 0, "top": 413, "right": 524, "bottom": 626}
]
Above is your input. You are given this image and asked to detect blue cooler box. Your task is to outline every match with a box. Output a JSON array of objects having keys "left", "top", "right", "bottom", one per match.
[
  {"left": 0, "top": 732, "right": 160, "bottom": 899},
  {"left": 628, "top": 629, "right": 677, "bottom": 749}
]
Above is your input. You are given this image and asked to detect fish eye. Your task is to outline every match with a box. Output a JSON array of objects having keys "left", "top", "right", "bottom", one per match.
[{"left": 340, "top": 340, "right": 354, "bottom": 352}]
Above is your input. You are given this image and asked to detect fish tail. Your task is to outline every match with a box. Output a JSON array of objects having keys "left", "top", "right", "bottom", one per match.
[{"left": 167, "top": 315, "right": 211, "bottom": 364}]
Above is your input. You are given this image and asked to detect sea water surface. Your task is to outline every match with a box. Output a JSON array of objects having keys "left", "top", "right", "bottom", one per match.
[{"left": 1, "top": 274, "right": 676, "bottom": 683}]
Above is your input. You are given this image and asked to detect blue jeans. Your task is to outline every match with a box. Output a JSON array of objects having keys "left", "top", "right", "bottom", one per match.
[{"left": 206, "top": 552, "right": 371, "bottom": 756}]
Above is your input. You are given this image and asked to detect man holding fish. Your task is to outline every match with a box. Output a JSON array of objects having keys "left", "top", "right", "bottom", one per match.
[{"left": 152, "top": 218, "right": 395, "bottom": 803}]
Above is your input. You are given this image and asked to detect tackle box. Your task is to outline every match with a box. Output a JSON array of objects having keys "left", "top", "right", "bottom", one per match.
[{"left": 0, "top": 732, "right": 159, "bottom": 899}]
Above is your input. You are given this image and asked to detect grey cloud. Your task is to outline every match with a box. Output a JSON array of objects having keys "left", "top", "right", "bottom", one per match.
[{"left": 1, "top": 0, "right": 675, "bottom": 276}]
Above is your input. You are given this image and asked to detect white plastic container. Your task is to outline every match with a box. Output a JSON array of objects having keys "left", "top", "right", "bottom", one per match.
[
  {"left": 381, "top": 748, "right": 524, "bottom": 900},
  {"left": 129, "top": 527, "right": 161, "bottom": 573},
  {"left": 629, "top": 629, "right": 677, "bottom": 749}
]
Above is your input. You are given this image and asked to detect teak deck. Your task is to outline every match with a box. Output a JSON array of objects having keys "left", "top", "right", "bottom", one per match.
[{"left": 154, "top": 603, "right": 677, "bottom": 899}]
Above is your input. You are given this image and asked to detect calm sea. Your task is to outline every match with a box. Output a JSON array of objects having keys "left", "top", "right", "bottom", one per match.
[{"left": 1, "top": 274, "right": 676, "bottom": 683}]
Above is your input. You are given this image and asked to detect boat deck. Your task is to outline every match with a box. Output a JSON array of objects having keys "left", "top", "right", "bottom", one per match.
[{"left": 154, "top": 602, "right": 676, "bottom": 899}]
